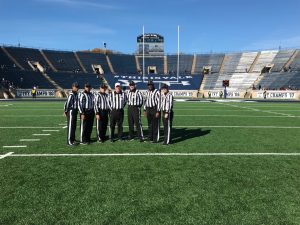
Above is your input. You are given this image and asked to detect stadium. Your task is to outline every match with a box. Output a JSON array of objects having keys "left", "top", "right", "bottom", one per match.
[{"left": 1, "top": 0, "right": 300, "bottom": 224}]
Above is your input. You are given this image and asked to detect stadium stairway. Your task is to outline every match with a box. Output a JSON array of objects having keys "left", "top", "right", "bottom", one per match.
[
  {"left": 1, "top": 47, "right": 25, "bottom": 70},
  {"left": 40, "top": 50, "right": 58, "bottom": 72},
  {"left": 282, "top": 50, "right": 299, "bottom": 72},
  {"left": 249, "top": 52, "right": 261, "bottom": 73},
  {"left": 74, "top": 52, "right": 87, "bottom": 73},
  {"left": 164, "top": 56, "right": 168, "bottom": 74},
  {"left": 191, "top": 54, "right": 197, "bottom": 75},
  {"left": 106, "top": 55, "right": 116, "bottom": 74}
]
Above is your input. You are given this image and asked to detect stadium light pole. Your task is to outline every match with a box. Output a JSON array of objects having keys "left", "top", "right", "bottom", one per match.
[{"left": 177, "top": 25, "right": 180, "bottom": 83}]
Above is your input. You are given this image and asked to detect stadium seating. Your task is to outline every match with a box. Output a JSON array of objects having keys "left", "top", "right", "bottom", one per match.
[
  {"left": 222, "top": 53, "right": 243, "bottom": 74},
  {"left": 137, "top": 57, "right": 164, "bottom": 74},
  {"left": 5, "top": 47, "right": 49, "bottom": 71},
  {"left": 290, "top": 51, "right": 300, "bottom": 71},
  {"left": 0, "top": 47, "right": 15, "bottom": 69},
  {"left": 167, "top": 55, "right": 193, "bottom": 74},
  {"left": 251, "top": 50, "right": 278, "bottom": 73},
  {"left": 271, "top": 50, "right": 295, "bottom": 72},
  {"left": 76, "top": 52, "right": 110, "bottom": 74},
  {"left": 109, "top": 54, "right": 137, "bottom": 74},
  {"left": 0, "top": 68, "right": 54, "bottom": 89},
  {"left": 43, "top": 50, "right": 82, "bottom": 72},
  {"left": 47, "top": 72, "right": 102, "bottom": 89},
  {"left": 194, "top": 54, "right": 224, "bottom": 74},
  {"left": 234, "top": 52, "right": 258, "bottom": 73},
  {"left": 257, "top": 72, "right": 300, "bottom": 89}
]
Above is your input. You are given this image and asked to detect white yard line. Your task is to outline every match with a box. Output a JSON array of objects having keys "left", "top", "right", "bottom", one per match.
[
  {"left": 7, "top": 152, "right": 300, "bottom": 157},
  {"left": 62, "top": 126, "right": 68, "bottom": 129},
  {"left": 0, "top": 152, "right": 14, "bottom": 159},
  {"left": 32, "top": 134, "right": 51, "bottom": 136},
  {"left": 19, "top": 139, "right": 40, "bottom": 142},
  {"left": 42, "top": 130, "right": 59, "bottom": 132},
  {"left": 2, "top": 146, "right": 27, "bottom": 148},
  {"left": 0, "top": 127, "right": 62, "bottom": 129}
]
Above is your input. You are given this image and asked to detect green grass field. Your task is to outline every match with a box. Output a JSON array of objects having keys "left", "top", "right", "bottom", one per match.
[{"left": 1, "top": 100, "right": 300, "bottom": 225}]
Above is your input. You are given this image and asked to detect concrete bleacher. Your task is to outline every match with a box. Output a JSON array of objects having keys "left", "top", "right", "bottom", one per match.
[
  {"left": 194, "top": 54, "right": 224, "bottom": 74},
  {"left": 109, "top": 54, "right": 137, "bottom": 74},
  {"left": 0, "top": 68, "right": 54, "bottom": 89},
  {"left": 271, "top": 50, "right": 295, "bottom": 72},
  {"left": 43, "top": 50, "right": 81, "bottom": 72},
  {"left": 235, "top": 52, "right": 258, "bottom": 73},
  {"left": 202, "top": 73, "right": 260, "bottom": 90},
  {"left": 251, "top": 50, "right": 278, "bottom": 73},
  {"left": 77, "top": 52, "right": 110, "bottom": 74},
  {"left": 290, "top": 51, "right": 300, "bottom": 71},
  {"left": 0, "top": 48, "right": 15, "bottom": 69},
  {"left": 5, "top": 47, "right": 49, "bottom": 71},
  {"left": 222, "top": 53, "right": 243, "bottom": 74},
  {"left": 167, "top": 55, "right": 193, "bottom": 74},
  {"left": 47, "top": 72, "right": 102, "bottom": 89},
  {"left": 137, "top": 56, "right": 164, "bottom": 74},
  {"left": 258, "top": 72, "right": 300, "bottom": 89}
]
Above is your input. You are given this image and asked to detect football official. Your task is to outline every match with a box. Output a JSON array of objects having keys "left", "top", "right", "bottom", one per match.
[
  {"left": 127, "top": 81, "right": 144, "bottom": 142},
  {"left": 78, "top": 83, "right": 95, "bottom": 145},
  {"left": 64, "top": 82, "right": 79, "bottom": 146},
  {"left": 94, "top": 84, "right": 110, "bottom": 143},
  {"left": 108, "top": 82, "right": 127, "bottom": 142},
  {"left": 159, "top": 84, "right": 174, "bottom": 145},
  {"left": 144, "top": 80, "right": 160, "bottom": 143}
]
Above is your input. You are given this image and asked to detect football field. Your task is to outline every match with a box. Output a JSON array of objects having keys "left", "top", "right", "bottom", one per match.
[{"left": 0, "top": 100, "right": 300, "bottom": 225}]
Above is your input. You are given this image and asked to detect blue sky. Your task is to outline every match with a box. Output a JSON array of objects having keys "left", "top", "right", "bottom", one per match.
[{"left": 1, "top": 0, "right": 300, "bottom": 54}]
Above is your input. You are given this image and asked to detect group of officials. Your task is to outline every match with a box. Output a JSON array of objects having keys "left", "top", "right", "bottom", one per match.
[{"left": 64, "top": 80, "right": 174, "bottom": 146}]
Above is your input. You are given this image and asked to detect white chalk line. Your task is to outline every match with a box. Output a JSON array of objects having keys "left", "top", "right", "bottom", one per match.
[
  {"left": 32, "top": 134, "right": 51, "bottom": 136},
  {"left": 19, "top": 139, "right": 40, "bottom": 142},
  {"left": 0, "top": 152, "right": 14, "bottom": 159},
  {"left": 6, "top": 152, "right": 300, "bottom": 157},
  {"left": 2, "top": 146, "right": 27, "bottom": 148},
  {"left": 42, "top": 130, "right": 59, "bottom": 132}
]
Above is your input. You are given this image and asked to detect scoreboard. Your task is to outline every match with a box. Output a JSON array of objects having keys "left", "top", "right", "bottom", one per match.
[{"left": 136, "top": 33, "right": 164, "bottom": 55}]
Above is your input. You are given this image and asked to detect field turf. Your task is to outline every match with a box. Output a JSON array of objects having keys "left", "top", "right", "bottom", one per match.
[{"left": 0, "top": 100, "right": 300, "bottom": 225}]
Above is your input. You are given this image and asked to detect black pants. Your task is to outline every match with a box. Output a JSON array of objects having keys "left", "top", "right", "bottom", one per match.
[
  {"left": 80, "top": 110, "right": 95, "bottom": 143},
  {"left": 146, "top": 107, "right": 160, "bottom": 142},
  {"left": 162, "top": 111, "right": 173, "bottom": 145},
  {"left": 128, "top": 106, "right": 144, "bottom": 140},
  {"left": 96, "top": 109, "right": 109, "bottom": 141},
  {"left": 67, "top": 109, "right": 78, "bottom": 145},
  {"left": 110, "top": 109, "right": 124, "bottom": 140}
]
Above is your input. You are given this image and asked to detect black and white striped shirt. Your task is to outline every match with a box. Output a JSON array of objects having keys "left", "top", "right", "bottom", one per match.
[
  {"left": 159, "top": 92, "right": 173, "bottom": 113},
  {"left": 94, "top": 92, "right": 109, "bottom": 114},
  {"left": 127, "top": 89, "right": 143, "bottom": 107},
  {"left": 64, "top": 92, "right": 78, "bottom": 112},
  {"left": 108, "top": 91, "right": 127, "bottom": 110},
  {"left": 144, "top": 89, "right": 160, "bottom": 111},
  {"left": 78, "top": 91, "right": 94, "bottom": 114}
]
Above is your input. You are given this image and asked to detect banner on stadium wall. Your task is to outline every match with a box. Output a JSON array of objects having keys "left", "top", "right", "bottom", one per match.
[
  {"left": 256, "top": 91, "right": 298, "bottom": 99},
  {"left": 16, "top": 89, "right": 56, "bottom": 98},
  {"left": 207, "top": 91, "right": 242, "bottom": 98},
  {"left": 104, "top": 75, "right": 202, "bottom": 90}
]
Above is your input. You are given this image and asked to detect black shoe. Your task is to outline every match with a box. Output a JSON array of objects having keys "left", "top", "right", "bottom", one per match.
[
  {"left": 162, "top": 143, "right": 168, "bottom": 146},
  {"left": 98, "top": 140, "right": 104, "bottom": 143},
  {"left": 67, "top": 142, "right": 77, "bottom": 146},
  {"left": 140, "top": 139, "right": 145, "bottom": 143},
  {"left": 110, "top": 139, "right": 114, "bottom": 143}
]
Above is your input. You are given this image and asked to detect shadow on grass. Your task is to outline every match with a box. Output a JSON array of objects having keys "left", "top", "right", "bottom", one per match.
[{"left": 171, "top": 128, "right": 211, "bottom": 144}]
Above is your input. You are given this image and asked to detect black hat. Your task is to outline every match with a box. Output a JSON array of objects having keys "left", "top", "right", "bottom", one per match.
[
  {"left": 161, "top": 84, "right": 169, "bottom": 90},
  {"left": 100, "top": 83, "right": 108, "bottom": 89},
  {"left": 147, "top": 80, "right": 154, "bottom": 86},
  {"left": 72, "top": 82, "right": 79, "bottom": 88},
  {"left": 129, "top": 80, "right": 135, "bottom": 86},
  {"left": 85, "top": 83, "right": 91, "bottom": 88}
]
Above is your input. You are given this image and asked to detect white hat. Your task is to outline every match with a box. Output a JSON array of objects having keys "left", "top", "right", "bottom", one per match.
[{"left": 115, "top": 82, "right": 121, "bottom": 88}]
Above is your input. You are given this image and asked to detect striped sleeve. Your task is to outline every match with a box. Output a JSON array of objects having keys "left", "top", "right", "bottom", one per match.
[
  {"left": 156, "top": 90, "right": 161, "bottom": 112},
  {"left": 137, "top": 91, "right": 144, "bottom": 107},
  {"left": 64, "top": 94, "right": 72, "bottom": 113},
  {"left": 167, "top": 94, "right": 174, "bottom": 113},
  {"left": 78, "top": 93, "right": 85, "bottom": 114},
  {"left": 94, "top": 94, "right": 99, "bottom": 114}
]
